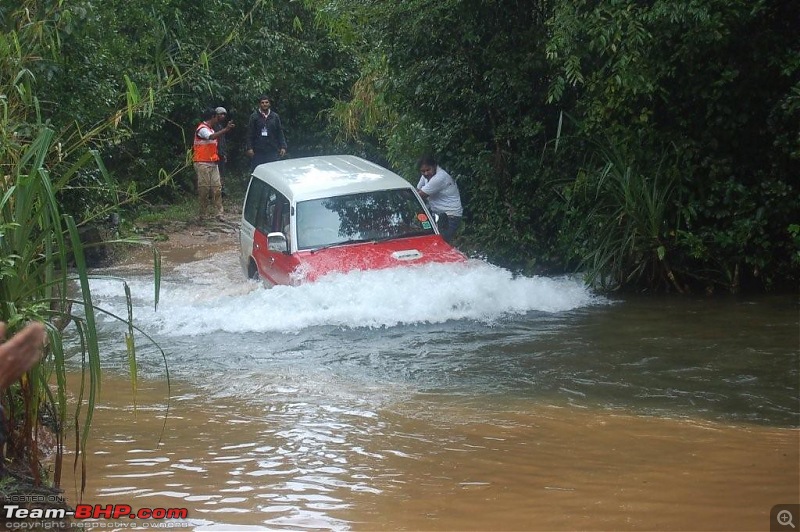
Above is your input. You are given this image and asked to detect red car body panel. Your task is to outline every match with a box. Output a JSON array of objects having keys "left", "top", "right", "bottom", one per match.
[{"left": 253, "top": 232, "right": 465, "bottom": 285}]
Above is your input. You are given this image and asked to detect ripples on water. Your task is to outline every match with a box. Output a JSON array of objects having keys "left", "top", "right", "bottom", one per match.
[
  {"left": 58, "top": 250, "right": 799, "bottom": 530},
  {"left": 85, "top": 252, "right": 598, "bottom": 411},
  {"left": 80, "top": 250, "right": 799, "bottom": 427}
]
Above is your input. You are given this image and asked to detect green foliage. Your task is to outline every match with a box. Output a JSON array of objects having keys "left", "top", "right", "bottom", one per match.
[
  {"left": 677, "top": 176, "right": 799, "bottom": 291},
  {"left": 544, "top": 0, "right": 798, "bottom": 290},
  {"left": 1, "top": 0, "right": 166, "bottom": 492},
  {"left": 561, "top": 143, "right": 684, "bottom": 291},
  {"left": 28, "top": 0, "right": 358, "bottom": 206},
  {"left": 313, "top": 0, "right": 798, "bottom": 291},
  {"left": 788, "top": 225, "right": 800, "bottom": 270},
  {"left": 133, "top": 199, "right": 198, "bottom": 225}
]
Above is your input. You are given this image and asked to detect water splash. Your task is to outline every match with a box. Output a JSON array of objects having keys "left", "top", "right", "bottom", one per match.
[{"left": 89, "top": 251, "right": 601, "bottom": 336}]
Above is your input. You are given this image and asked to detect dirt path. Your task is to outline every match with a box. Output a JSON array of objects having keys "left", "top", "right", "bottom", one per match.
[{"left": 116, "top": 210, "right": 240, "bottom": 271}]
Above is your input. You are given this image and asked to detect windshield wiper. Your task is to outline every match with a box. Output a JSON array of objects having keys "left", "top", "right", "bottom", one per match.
[
  {"left": 309, "top": 231, "right": 434, "bottom": 252},
  {"left": 310, "top": 238, "right": 372, "bottom": 253}
]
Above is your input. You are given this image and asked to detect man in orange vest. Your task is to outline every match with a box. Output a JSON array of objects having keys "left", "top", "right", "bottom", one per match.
[{"left": 193, "top": 108, "right": 234, "bottom": 221}]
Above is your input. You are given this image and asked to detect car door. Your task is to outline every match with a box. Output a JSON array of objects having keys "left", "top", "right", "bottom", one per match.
[
  {"left": 253, "top": 188, "right": 298, "bottom": 286},
  {"left": 240, "top": 177, "right": 265, "bottom": 279}
]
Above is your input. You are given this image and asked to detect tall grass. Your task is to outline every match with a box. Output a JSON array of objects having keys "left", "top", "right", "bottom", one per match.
[
  {"left": 2, "top": 0, "right": 265, "bottom": 493},
  {"left": 0, "top": 124, "right": 165, "bottom": 490},
  {"left": 566, "top": 144, "right": 684, "bottom": 292},
  {"left": 0, "top": 2, "right": 165, "bottom": 493}
]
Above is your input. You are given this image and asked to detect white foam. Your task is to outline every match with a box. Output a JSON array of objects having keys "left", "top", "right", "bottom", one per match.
[{"left": 89, "top": 250, "right": 601, "bottom": 336}]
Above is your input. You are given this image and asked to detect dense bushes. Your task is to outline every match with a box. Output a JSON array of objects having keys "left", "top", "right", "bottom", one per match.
[
  {"left": 3, "top": 0, "right": 797, "bottom": 294},
  {"left": 314, "top": 0, "right": 799, "bottom": 292},
  {"left": 28, "top": 0, "right": 358, "bottom": 205}
]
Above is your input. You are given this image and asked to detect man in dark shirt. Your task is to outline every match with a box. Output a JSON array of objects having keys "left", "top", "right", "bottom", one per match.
[{"left": 245, "top": 95, "right": 287, "bottom": 171}]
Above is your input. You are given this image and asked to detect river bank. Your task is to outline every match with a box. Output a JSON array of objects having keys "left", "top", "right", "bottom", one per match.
[{"left": 117, "top": 204, "right": 243, "bottom": 271}]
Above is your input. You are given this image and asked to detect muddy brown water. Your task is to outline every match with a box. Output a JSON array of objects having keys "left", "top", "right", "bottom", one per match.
[
  {"left": 61, "top": 380, "right": 797, "bottom": 531},
  {"left": 55, "top": 237, "right": 798, "bottom": 531}
]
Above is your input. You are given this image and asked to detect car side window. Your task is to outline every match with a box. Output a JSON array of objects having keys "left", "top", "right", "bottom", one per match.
[
  {"left": 257, "top": 188, "right": 278, "bottom": 235},
  {"left": 243, "top": 178, "right": 265, "bottom": 226},
  {"left": 277, "top": 196, "right": 290, "bottom": 235}
]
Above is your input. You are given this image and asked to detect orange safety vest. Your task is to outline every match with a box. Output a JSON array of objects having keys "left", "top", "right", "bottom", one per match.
[{"left": 193, "top": 121, "right": 220, "bottom": 163}]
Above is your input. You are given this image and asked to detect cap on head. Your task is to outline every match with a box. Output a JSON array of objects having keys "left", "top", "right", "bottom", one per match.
[{"left": 215, "top": 107, "right": 227, "bottom": 115}]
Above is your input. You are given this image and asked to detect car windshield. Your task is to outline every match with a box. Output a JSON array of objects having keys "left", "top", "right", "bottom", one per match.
[{"left": 296, "top": 188, "right": 435, "bottom": 250}]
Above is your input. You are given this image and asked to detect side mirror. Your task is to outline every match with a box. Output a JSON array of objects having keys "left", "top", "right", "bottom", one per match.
[{"left": 267, "top": 232, "right": 289, "bottom": 254}]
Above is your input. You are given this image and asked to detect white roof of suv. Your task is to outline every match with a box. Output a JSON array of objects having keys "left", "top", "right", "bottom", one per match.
[{"left": 251, "top": 155, "right": 415, "bottom": 202}]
